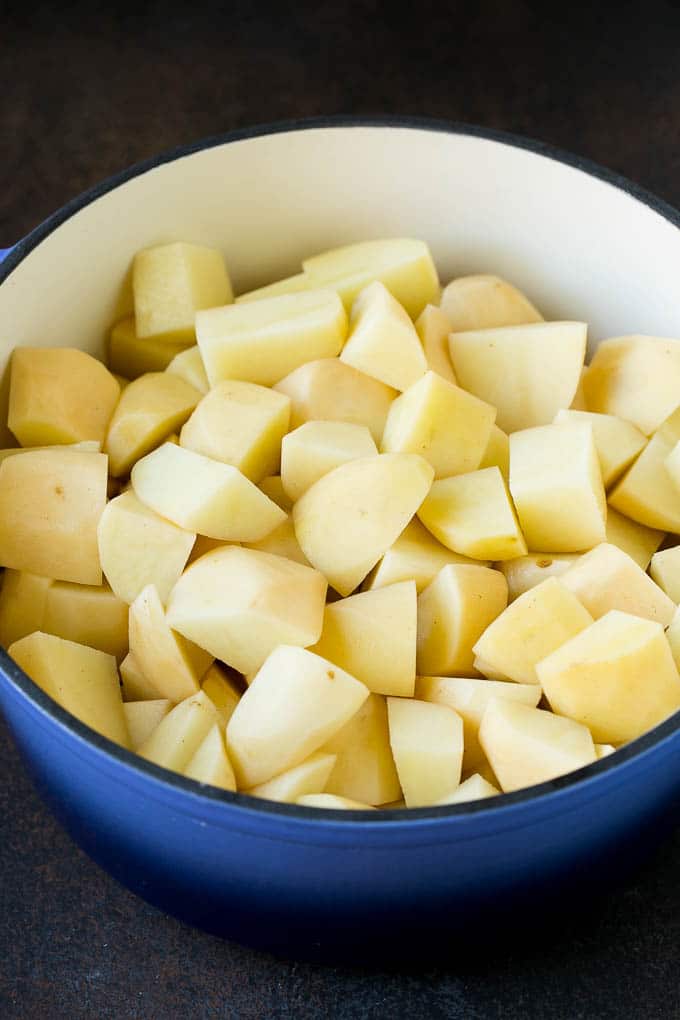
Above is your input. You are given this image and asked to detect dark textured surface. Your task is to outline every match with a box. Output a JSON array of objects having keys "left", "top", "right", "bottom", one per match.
[{"left": 4, "top": 3, "right": 680, "bottom": 1017}]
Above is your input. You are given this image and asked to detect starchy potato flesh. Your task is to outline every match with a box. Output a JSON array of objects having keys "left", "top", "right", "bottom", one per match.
[
  {"left": 604, "top": 507, "right": 664, "bottom": 569},
  {"left": 108, "top": 318, "right": 191, "bottom": 379},
  {"left": 595, "top": 743, "right": 616, "bottom": 759},
  {"left": 478, "top": 425, "right": 510, "bottom": 480},
  {"left": 119, "top": 651, "right": 160, "bottom": 702},
  {"left": 559, "top": 543, "right": 675, "bottom": 625},
  {"left": 200, "top": 662, "right": 242, "bottom": 727},
  {"left": 667, "top": 609, "right": 680, "bottom": 672},
  {"left": 0, "top": 571, "right": 53, "bottom": 649},
  {"left": 165, "top": 346, "right": 210, "bottom": 394},
  {"left": 363, "top": 518, "right": 482, "bottom": 593},
  {"left": 296, "top": 794, "right": 376, "bottom": 810},
  {"left": 432, "top": 773, "right": 499, "bottom": 805},
  {"left": 184, "top": 724, "right": 237, "bottom": 790},
  {"left": 609, "top": 407, "right": 680, "bottom": 532},
  {"left": 0, "top": 439, "right": 101, "bottom": 466},
  {"left": 440, "top": 274, "right": 542, "bottom": 332},
  {"left": 138, "top": 690, "right": 219, "bottom": 771},
  {"left": 569, "top": 369, "right": 588, "bottom": 410},
  {"left": 236, "top": 273, "right": 309, "bottom": 303},
  {"left": 387, "top": 697, "right": 464, "bottom": 807},
  {"left": 649, "top": 546, "right": 680, "bottom": 603},
  {"left": 281, "top": 420, "right": 377, "bottom": 502},
  {"left": 553, "top": 409, "right": 647, "bottom": 487},
  {"left": 246, "top": 517, "right": 311, "bottom": 566},
  {"left": 322, "top": 693, "right": 402, "bottom": 805},
  {"left": 415, "top": 305, "right": 457, "bottom": 382},
  {"left": 245, "top": 751, "right": 337, "bottom": 802},
  {"left": 258, "top": 475, "right": 293, "bottom": 512},
  {"left": 498, "top": 554, "right": 578, "bottom": 602},
  {"left": 123, "top": 699, "right": 172, "bottom": 750},
  {"left": 43, "top": 581, "right": 129, "bottom": 661}
]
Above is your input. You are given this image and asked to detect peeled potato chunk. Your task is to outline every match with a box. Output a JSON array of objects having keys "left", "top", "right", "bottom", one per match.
[
  {"left": 9, "top": 347, "right": 120, "bottom": 448},
  {"left": 415, "top": 304, "right": 457, "bottom": 382},
  {"left": 184, "top": 724, "right": 237, "bottom": 791},
  {"left": 609, "top": 407, "right": 680, "bottom": 532},
  {"left": 296, "top": 794, "right": 375, "bottom": 810},
  {"left": 0, "top": 448, "right": 107, "bottom": 584},
  {"left": 246, "top": 751, "right": 337, "bottom": 803},
  {"left": 387, "top": 697, "right": 463, "bottom": 807},
  {"left": 43, "top": 581, "right": 129, "bottom": 661},
  {"left": 498, "top": 553, "right": 578, "bottom": 602},
  {"left": 226, "top": 645, "right": 369, "bottom": 788},
  {"left": 416, "top": 564, "right": 508, "bottom": 676},
  {"left": 123, "top": 699, "right": 172, "bottom": 750},
  {"left": 0, "top": 570, "right": 53, "bottom": 649},
  {"left": 666, "top": 608, "right": 680, "bottom": 671},
  {"left": 246, "top": 517, "right": 311, "bottom": 566},
  {"left": 583, "top": 335, "right": 680, "bottom": 436},
  {"left": 312, "top": 581, "right": 416, "bottom": 697},
  {"left": 478, "top": 425, "right": 509, "bottom": 481},
  {"left": 649, "top": 546, "right": 680, "bottom": 603},
  {"left": 200, "top": 662, "right": 242, "bottom": 727},
  {"left": 559, "top": 543, "right": 675, "bottom": 625},
  {"left": 595, "top": 743, "right": 616, "bottom": 760},
  {"left": 131, "top": 442, "right": 286, "bottom": 541},
  {"left": 363, "top": 518, "right": 482, "bottom": 593},
  {"left": 440, "top": 274, "right": 542, "bottom": 332},
  {"left": 553, "top": 409, "right": 646, "bottom": 488},
  {"left": 196, "top": 288, "right": 347, "bottom": 387},
  {"left": 166, "top": 546, "right": 327, "bottom": 676},
  {"left": 133, "top": 242, "right": 233, "bottom": 343},
  {"left": 165, "top": 346, "right": 210, "bottom": 394},
  {"left": 604, "top": 506, "right": 664, "bottom": 569},
  {"left": 479, "top": 699, "right": 596, "bottom": 792},
  {"left": 340, "top": 281, "right": 427, "bottom": 391},
  {"left": 274, "top": 358, "right": 396, "bottom": 444},
  {"left": 281, "top": 420, "right": 377, "bottom": 502},
  {"left": 537, "top": 610, "right": 680, "bottom": 744},
  {"left": 293, "top": 452, "right": 434, "bottom": 596},
  {"left": 381, "top": 371, "right": 496, "bottom": 478},
  {"left": 108, "top": 318, "right": 191, "bottom": 379},
  {"left": 258, "top": 475, "right": 292, "bottom": 512},
  {"left": 119, "top": 651, "right": 159, "bottom": 702},
  {"left": 449, "top": 321, "right": 586, "bottom": 433},
  {"left": 9, "top": 632, "right": 129, "bottom": 748},
  {"left": 302, "top": 238, "right": 439, "bottom": 319},
  {"left": 138, "top": 690, "right": 219, "bottom": 772},
  {"left": 509, "top": 423, "right": 606, "bottom": 552},
  {"left": 322, "top": 693, "right": 401, "bottom": 805},
  {"left": 433, "top": 774, "right": 500, "bottom": 805},
  {"left": 236, "top": 273, "right": 309, "bottom": 303}
]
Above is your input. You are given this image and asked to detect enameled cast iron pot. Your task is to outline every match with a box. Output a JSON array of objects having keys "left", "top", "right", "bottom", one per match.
[{"left": 2, "top": 118, "right": 680, "bottom": 961}]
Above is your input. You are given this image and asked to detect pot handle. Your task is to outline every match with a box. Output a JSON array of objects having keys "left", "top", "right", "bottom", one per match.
[{"left": 0, "top": 247, "right": 13, "bottom": 262}]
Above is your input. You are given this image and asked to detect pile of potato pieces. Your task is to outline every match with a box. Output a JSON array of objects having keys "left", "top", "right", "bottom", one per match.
[{"left": 3, "top": 236, "right": 680, "bottom": 811}]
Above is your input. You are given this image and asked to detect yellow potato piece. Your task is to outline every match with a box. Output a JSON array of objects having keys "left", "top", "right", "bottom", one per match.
[
  {"left": 236, "top": 273, "right": 309, "bottom": 303},
  {"left": 440, "top": 274, "right": 542, "bottom": 331},
  {"left": 537, "top": 610, "right": 680, "bottom": 743},
  {"left": 133, "top": 242, "right": 233, "bottom": 343},
  {"left": 180, "top": 381, "right": 290, "bottom": 482},
  {"left": 166, "top": 546, "right": 327, "bottom": 676},
  {"left": 363, "top": 517, "right": 483, "bottom": 593},
  {"left": 274, "top": 358, "right": 396, "bottom": 444},
  {"left": 0, "top": 570, "right": 53, "bottom": 649},
  {"left": 258, "top": 475, "right": 292, "bottom": 512},
  {"left": 415, "top": 304, "right": 457, "bottom": 383},
  {"left": 432, "top": 773, "right": 500, "bottom": 805},
  {"left": 449, "top": 322, "right": 586, "bottom": 433},
  {"left": 0, "top": 439, "right": 101, "bottom": 467},
  {"left": 595, "top": 743, "right": 616, "bottom": 760},
  {"left": 569, "top": 369, "right": 588, "bottom": 410},
  {"left": 9, "top": 631, "right": 129, "bottom": 748},
  {"left": 186, "top": 534, "right": 231, "bottom": 565},
  {"left": 387, "top": 697, "right": 463, "bottom": 807},
  {"left": 9, "top": 347, "right": 120, "bottom": 447},
  {"left": 123, "top": 699, "right": 172, "bottom": 751},
  {"left": 200, "top": 662, "right": 242, "bottom": 728},
  {"left": 246, "top": 751, "right": 337, "bottom": 803},
  {"left": 245, "top": 517, "right": 311, "bottom": 566},
  {"left": 165, "top": 346, "right": 210, "bottom": 394},
  {"left": 184, "top": 724, "right": 237, "bottom": 791},
  {"left": 340, "top": 281, "right": 427, "bottom": 391},
  {"left": 667, "top": 608, "right": 680, "bottom": 672},
  {"left": 498, "top": 553, "right": 578, "bottom": 601},
  {"left": 322, "top": 693, "right": 401, "bottom": 806},
  {"left": 196, "top": 288, "right": 347, "bottom": 387},
  {"left": 226, "top": 644, "right": 369, "bottom": 788},
  {"left": 131, "top": 442, "right": 286, "bottom": 541},
  {"left": 649, "top": 546, "right": 680, "bottom": 603},
  {"left": 509, "top": 423, "right": 606, "bottom": 552},
  {"left": 296, "top": 794, "right": 376, "bottom": 810},
  {"left": 478, "top": 425, "right": 509, "bottom": 481},
  {"left": 281, "top": 420, "right": 377, "bottom": 503},
  {"left": 553, "top": 409, "right": 646, "bottom": 488},
  {"left": 138, "top": 690, "right": 219, "bottom": 772},
  {"left": 108, "top": 318, "right": 191, "bottom": 379},
  {"left": 0, "top": 448, "right": 107, "bottom": 584},
  {"left": 43, "top": 581, "right": 129, "bottom": 661},
  {"left": 609, "top": 407, "right": 680, "bottom": 532},
  {"left": 416, "top": 563, "right": 508, "bottom": 676},
  {"left": 559, "top": 543, "right": 675, "bottom": 625},
  {"left": 604, "top": 506, "right": 664, "bottom": 569},
  {"left": 119, "top": 651, "right": 160, "bottom": 702}
]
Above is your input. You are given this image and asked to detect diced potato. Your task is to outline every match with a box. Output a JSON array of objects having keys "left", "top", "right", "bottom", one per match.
[
  {"left": 667, "top": 608, "right": 680, "bottom": 671},
  {"left": 665, "top": 439, "right": 680, "bottom": 497},
  {"left": 196, "top": 289, "right": 347, "bottom": 387},
  {"left": 43, "top": 581, "right": 129, "bottom": 661},
  {"left": 8, "top": 347, "right": 120, "bottom": 447},
  {"left": 537, "top": 610, "right": 680, "bottom": 743},
  {"left": 119, "top": 651, "right": 160, "bottom": 701},
  {"left": 559, "top": 543, "right": 675, "bottom": 625},
  {"left": 440, "top": 274, "right": 542, "bottom": 331},
  {"left": 450, "top": 322, "right": 586, "bottom": 433},
  {"left": 472, "top": 577, "right": 594, "bottom": 685},
  {"left": 186, "top": 534, "right": 230, "bottom": 565},
  {"left": 0, "top": 448, "right": 107, "bottom": 584},
  {"left": 9, "top": 632, "right": 129, "bottom": 748},
  {"left": 200, "top": 662, "right": 242, "bottom": 727},
  {"left": 604, "top": 506, "right": 664, "bottom": 569},
  {"left": 416, "top": 564, "right": 508, "bottom": 676},
  {"left": 595, "top": 743, "right": 616, "bottom": 759},
  {"left": 609, "top": 407, "right": 680, "bottom": 532},
  {"left": 415, "top": 305, "right": 457, "bottom": 382},
  {"left": 165, "top": 346, "right": 210, "bottom": 394},
  {"left": 322, "top": 694, "right": 401, "bottom": 805},
  {"left": 432, "top": 773, "right": 500, "bottom": 805},
  {"left": 281, "top": 421, "right": 377, "bottom": 502},
  {"left": 184, "top": 724, "right": 237, "bottom": 791},
  {"left": 133, "top": 242, "right": 233, "bottom": 342},
  {"left": 226, "top": 645, "right": 369, "bottom": 788},
  {"left": 293, "top": 453, "right": 434, "bottom": 596},
  {"left": 0, "top": 439, "right": 102, "bottom": 466},
  {"left": 131, "top": 442, "right": 286, "bottom": 541},
  {"left": 129, "top": 584, "right": 213, "bottom": 703},
  {"left": 138, "top": 690, "right": 219, "bottom": 771},
  {"left": 478, "top": 425, "right": 509, "bottom": 481},
  {"left": 509, "top": 423, "right": 606, "bottom": 552},
  {"left": 479, "top": 699, "right": 596, "bottom": 792},
  {"left": 0, "top": 570, "right": 52, "bottom": 649},
  {"left": 97, "top": 489, "right": 195, "bottom": 605},
  {"left": 166, "top": 546, "right": 327, "bottom": 675},
  {"left": 105, "top": 372, "right": 201, "bottom": 477},
  {"left": 649, "top": 546, "right": 680, "bottom": 603},
  {"left": 553, "top": 409, "right": 646, "bottom": 488},
  {"left": 381, "top": 371, "right": 496, "bottom": 478},
  {"left": 340, "top": 282, "right": 427, "bottom": 391},
  {"left": 387, "top": 697, "right": 463, "bottom": 807},
  {"left": 498, "top": 553, "right": 578, "bottom": 601},
  {"left": 569, "top": 369, "right": 588, "bottom": 410},
  {"left": 274, "top": 358, "right": 397, "bottom": 444},
  {"left": 296, "top": 794, "right": 375, "bottom": 810},
  {"left": 583, "top": 335, "right": 680, "bottom": 435},
  {"left": 258, "top": 475, "right": 292, "bottom": 512},
  {"left": 312, "top": 581, "right": 416, "bottom": 697},
  {"left": 246, "top": 751, "right": 337, "bottom": 803},
  {"left": 108, "top": 318, "right": 191, "bottom": 379},
  {"left": 123, "top": 699, "right": 172, "bottom": 750},
  {"left": 418, "top": 467, "right": 527, "bottom": 561},
  {"left": 236, "top": 273, "right": 309, "bottom": 303},
  {"left": 363, "top": 518, "right": 482, "bottom": 593},
  {"left": 302, "top": 238, "right": 439, "bottom": 318},
  {"left": 246, "top": 517, "right": 311, "bottom": 566}
]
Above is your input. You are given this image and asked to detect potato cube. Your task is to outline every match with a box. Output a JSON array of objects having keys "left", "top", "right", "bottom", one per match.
[
  {"left": 43, "top": 581, "right": 129, "bottom": 661},
  {"left": 200, "top": 662, "right": 242, "bottom": 727},
  {"left": 166, "top": 546, "right": 327, "bottom": 675},
  {"left": 650, "top": 546, "right": 680, "bottom": 603},
  {"left": 196, "top": 289, "right": 346, "bottom": 387},
  {"left": 258, "top": 475, "right": 292, "bottom": 512},
  {"left": 138, "top": 690, "right": 219, "bottom": 771},
  {"left": 415, "top": 304, "right": 457, "bottom": 383},
  {"left": 184, "top": 725, "right": 237, "bottom": 791},
  {"left": 226, "top": 645, "right": 369, "bottom": 788},
  {"left": 478, "top": 425, "right": 510, "bottom": 481},
  {"left": 498, "top": 553, "right": 578, "bottom": 601},
  {"left": 9, "top": 347, "right": 120, "bottom": 448},
  {"left": 440, "top": 274, "right": 542, "bottom": 331},
  {"left": 509, "top": 423, "right": 606, "bottom": 552},
  {"left": 0, "top": 570, "right": 53, "bottom": 649},
  {"left": 340, "top": 282, "right": 427, "bottom": 391},
  {"left": 165, "top": 346, "right": 209, "bottom": 394},
  {"left": 108, "top": 318, "right": 191, "bottom": 379},
  {"left": 133, "top": 242, "right": 233, "bottom": 343},
  {"left": 0, "top": 448, "right": 107, "bottom": 584},
  {"left": 595, "top": 743, "right": 616, "bottom": 759},
  {"left": 363, "top": 518, "right": 482, "bottom": 593},
  {"left": 418, "top": 467, "right": 526, "bottom": 561},
  {"left": 559, "top": 543, "right": 675, "bottom": 625},
  {"left": 119, "top": 651, "right": 160, "bottom": 702},
  {"left": 245, "top": 517, "right": 311, "bottom": 566},
  {"left": 387, "top": 697, "right": 463, "bottom": 807},
  {"left": 9, "top": 632, "right": 129, "bottom": 748},
  {"left": 123, "top": 699, "right": 172, "bottom": 750},
  {"left": 569, "top": 369, "right": 588, "bottom": 410},
  {"left": 274, "top": 358, "right": 396, "bottom": 444},
  {"left": 281, "top": 421, "right": 377, "bottom": 502},
  {"left": 0, "top": 439, "right": 101, "bottom": 467},
  {"left": 311, "top": 581, "right": 416, "bottom": 697},
  {"left": 245, "top": 751, "right": 337, "bottom": 803},
  {"left": 433, "top": 774, "right": 500, "bottom": 805},
  {"left": 322, "top": 693, "right": 401, "bottom": 805},
  {"left": 131, "top": 442, "right": 286, "bottom": 541},
  {"left": 479, "top": 700, "right": 596, "bottom": 792},
  {"left": 604, "top": 506, "right": 664, "bottom": 569},
  {"left": 609, "top": 407, "right": 680, "bottom": 532},
  {"left": 416, "top": 564, "right": 508, "bottom": 676},
  {"left": 553, "top": 409, "right": 646, "bottom": 489},
  {"left": 293, "top": 452, "right": 434, "bottom": 596},
  {"left": 667, "top": 608, "right": 680, "bottom": 671},
  {"left": 537, "top": 610, "right": 680, "bottom": 743},
  {"left": 296, "top": 794, "right": 375, "bottom": 810},
  {"left": 236, "top": 273, "right": 309, "bottom": 303}
]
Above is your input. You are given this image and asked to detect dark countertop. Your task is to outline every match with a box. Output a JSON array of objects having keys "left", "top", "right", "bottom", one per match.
[{"left": 3, "top": 4, "right": 680, "bottom": 1017}]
